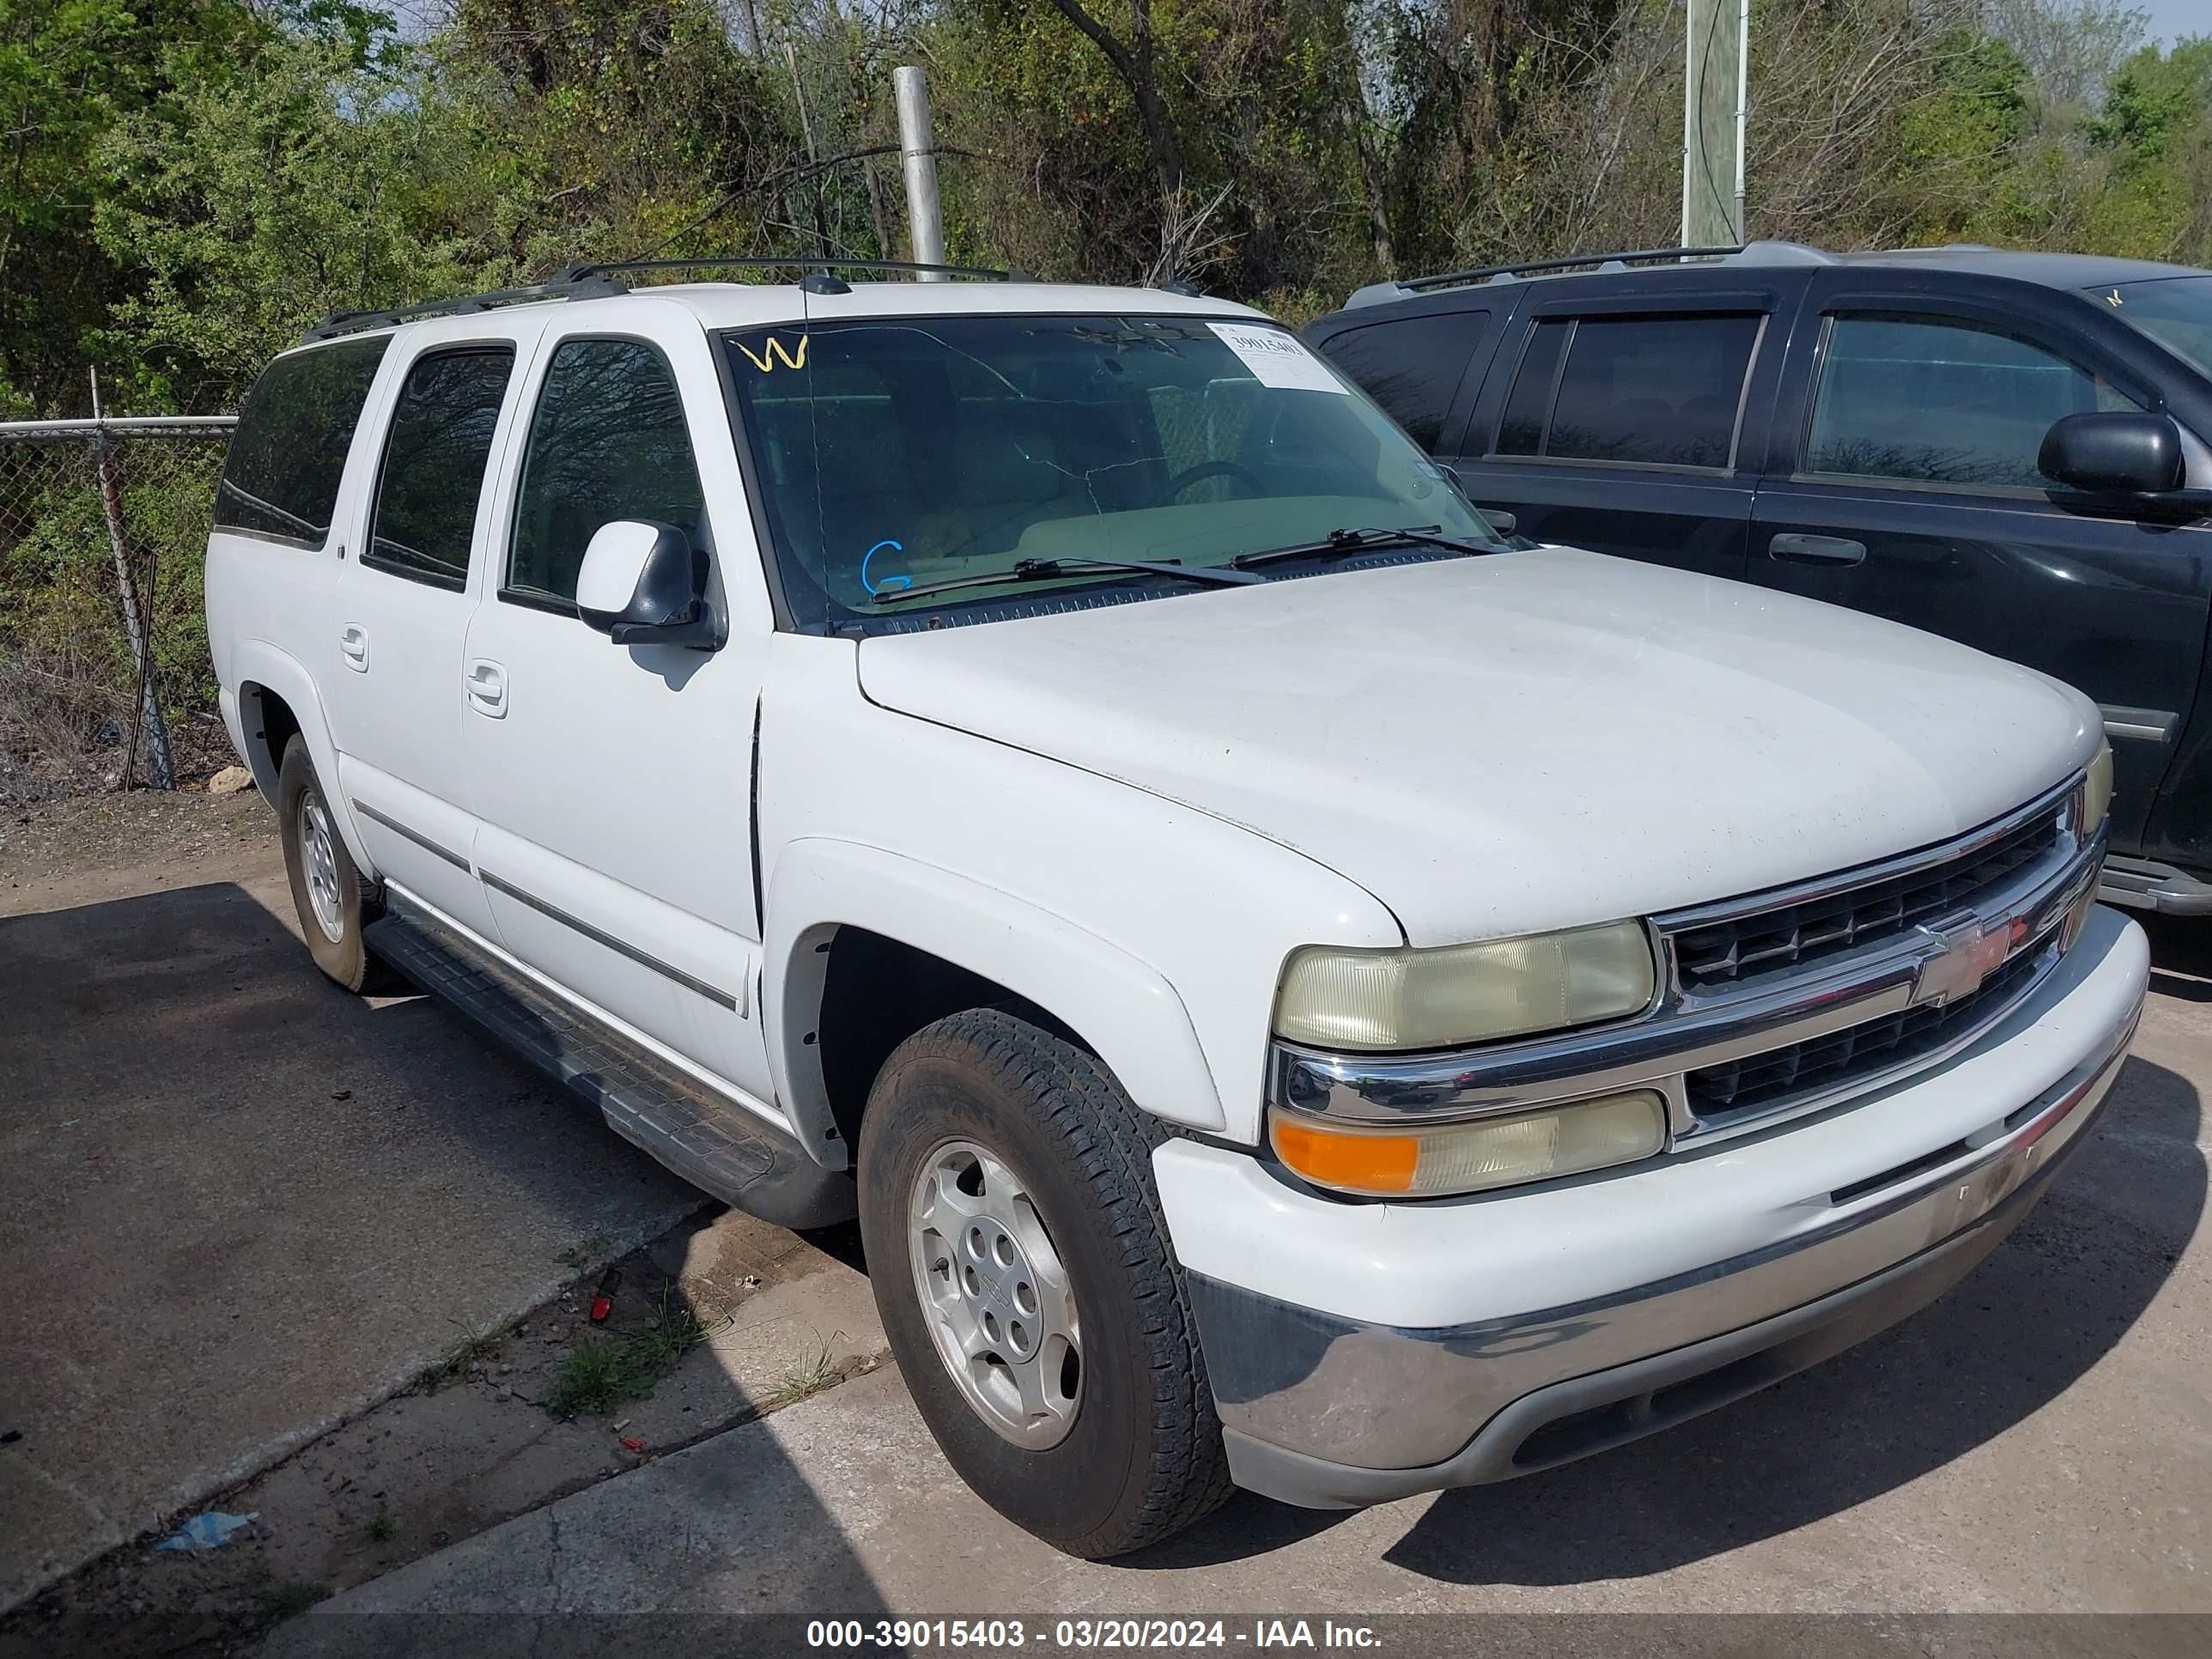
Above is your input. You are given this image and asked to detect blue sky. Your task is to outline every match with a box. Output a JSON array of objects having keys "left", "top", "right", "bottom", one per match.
[{"left": 2141, "top": 0, "right": 2204, "bottom": 46}]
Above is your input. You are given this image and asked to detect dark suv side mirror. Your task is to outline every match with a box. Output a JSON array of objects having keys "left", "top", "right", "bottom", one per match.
[
  {"left": 2039, "top": 410, "right": 2185, "bottom": 495},
  {"left": 575, "top": 520, "right": 724, "bottom": 651}
]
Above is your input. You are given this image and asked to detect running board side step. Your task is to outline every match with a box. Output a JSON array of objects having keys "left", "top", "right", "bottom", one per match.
[
  {"left": 2100, "top": 854, "right": 2212, "bottom": 917},
  {"left": 364, "top": 902, "right": 855, "bottom": 1229}
]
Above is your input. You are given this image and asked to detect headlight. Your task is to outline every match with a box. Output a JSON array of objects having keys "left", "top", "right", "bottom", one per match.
[
  {"left": 1273, "top": 921, "right": 1656, "bottom": 1051},
  {"left": 1270, "top": 1090, "right": 1668, "bottom": 1198},
  {"left": 2081, "top": 741, "right": 2112, "bottom": 840}
]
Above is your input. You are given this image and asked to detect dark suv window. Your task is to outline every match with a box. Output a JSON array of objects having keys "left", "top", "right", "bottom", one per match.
[
  {"left": 508, "top": 339, "right": 706, "bottom": 605},
  {"left": 364, "top": 348, "right": 515, "bottom": 590},
  {"left": 1315, "top": 312, "right": 1486, "bottom": 449},
  {"left": 215, "top": 337, "right": 389, "bottom": 546},
  {"left": 1805, "top": 313, "right": 2139, "bottom": 489},
  {"left": 1495, "top": 313, "right": 1760, "bottom": 468}
]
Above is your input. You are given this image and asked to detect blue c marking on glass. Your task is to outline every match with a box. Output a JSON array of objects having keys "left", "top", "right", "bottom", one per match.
[{"left": 860, "top": 539, "right": 911, "bottom": 597}]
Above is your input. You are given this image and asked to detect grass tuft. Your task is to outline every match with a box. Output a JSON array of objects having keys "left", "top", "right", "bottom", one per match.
[
  {"left": 415, "top": 1318, "right": 507, "bottom": 1393},
  {"left": 538, "top": 1293, "right": 723, "bottom": 1419},
  {"left": 366, "top": 1500, "right": 394, "bottom": 1544},
  {"left": 760, "top": 1342, "right": 845, "bottom": 1412}
]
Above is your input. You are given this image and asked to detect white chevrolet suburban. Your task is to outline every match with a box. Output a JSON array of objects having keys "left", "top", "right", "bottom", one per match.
[{"left": 205, "top": 262, "right": 2148, "bottom": 1559}]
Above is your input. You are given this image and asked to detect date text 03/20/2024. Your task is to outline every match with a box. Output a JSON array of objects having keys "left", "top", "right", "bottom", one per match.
[{"left": 805, "top": 1620, "right": 1383, "bottom": 1649}]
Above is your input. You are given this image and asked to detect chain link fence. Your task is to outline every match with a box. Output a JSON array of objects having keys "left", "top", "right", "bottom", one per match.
[{"left": 0, "top": 416, "right": 234, "bottom": 803}]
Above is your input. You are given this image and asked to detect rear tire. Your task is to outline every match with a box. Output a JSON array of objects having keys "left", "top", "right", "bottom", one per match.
[
  {"left": 276, "top": 736, "right": 385, "bottom": 993},
  {"left": 858, "top": 1006, "right": 1231, "bottom": 1559}
]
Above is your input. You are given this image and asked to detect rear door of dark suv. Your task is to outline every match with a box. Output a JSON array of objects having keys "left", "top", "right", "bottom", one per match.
[
  {"left": 1429, "top": 271, "right": 1804, "bottom": 582},
  {"left": 1751, "top": 268, "right": 2212, "bottom": 855}
]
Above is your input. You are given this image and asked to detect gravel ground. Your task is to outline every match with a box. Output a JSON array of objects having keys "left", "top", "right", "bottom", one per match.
[{"left": 0, "top": 781, "right": 271, "bottom": 914}]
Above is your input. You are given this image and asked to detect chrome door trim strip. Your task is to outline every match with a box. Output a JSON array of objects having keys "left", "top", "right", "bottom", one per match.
[
  {"left": 477, "top": 868, "right": 739, "bottom": 1012},
  {"left": 350, "top": 798, "right": 471, "bottom": 872}
]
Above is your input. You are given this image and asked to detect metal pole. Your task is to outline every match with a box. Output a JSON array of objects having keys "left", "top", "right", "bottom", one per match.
[
  {"left": 88, "top": 368, "right": 174, "bottom": 790},
  {"left": 895, "top": 66, "right": 948, "bottom": 281},
  {"left": 1681, "top": 0, "right": 1746, "bottom": 247},
  {"left": 1734, "top": 0, "right": 1750, "bottom": 246}
]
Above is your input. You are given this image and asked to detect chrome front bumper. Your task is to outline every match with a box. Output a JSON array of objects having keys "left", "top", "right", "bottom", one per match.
[{"left": 1196, "top": 992, "right": 2141, "bottom": 1510}]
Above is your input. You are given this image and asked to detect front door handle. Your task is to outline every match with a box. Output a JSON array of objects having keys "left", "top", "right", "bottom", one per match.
[
  {"left": 339, "top": 624, "right": 368, "bottom": 672},
  {"left": 465, "top": 659, "right": 507, "bottom": 718},
  {"left": 1768, "top": 532, "right": 1867, "bottom": 567}
]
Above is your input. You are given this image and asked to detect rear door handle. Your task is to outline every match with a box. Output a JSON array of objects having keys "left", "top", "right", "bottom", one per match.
[
  {"left": 339, "top": 624, "right": 368, "bottom": 672},
  {"left": 465, "top": 659, "right": 507, "bottom": 719},
  {"left": 1768, "top": 533, "right": 1867, "bottom": 567}
]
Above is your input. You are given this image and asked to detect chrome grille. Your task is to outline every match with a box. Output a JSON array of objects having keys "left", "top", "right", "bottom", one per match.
[
  {"left": 1671, "top": 805, "right": 2063, "bottom": 993},
  {"left": 1686, "top": 945, "right": 2050, "bottom": 1121}
]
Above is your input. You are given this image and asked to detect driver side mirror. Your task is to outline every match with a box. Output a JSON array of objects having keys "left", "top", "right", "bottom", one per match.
[
  {"left": 2039, "top": 410, "right": 2185, "bottom": 495},
  {"left": 576, "top": 520, "right": 724, "bottom": 651}
]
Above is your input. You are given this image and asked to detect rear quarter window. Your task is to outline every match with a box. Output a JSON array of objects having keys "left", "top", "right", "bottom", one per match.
[
  {"left": 215, "top": 337, "right": 391, "bottom": 546},
  {"left": 1494, "top": 313, "right": 1761, "bottom": 468},
  {"left": 1313, "top": 312, "right": 1487, "bottom": 450}
]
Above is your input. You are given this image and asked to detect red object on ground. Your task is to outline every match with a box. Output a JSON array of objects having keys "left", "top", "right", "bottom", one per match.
[{"left": 590, "top": 1266, "right": 621, "bottom": 1323}]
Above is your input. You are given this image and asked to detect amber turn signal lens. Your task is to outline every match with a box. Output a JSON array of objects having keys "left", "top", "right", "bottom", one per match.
[
  {"left": 1269, "top": 1114, "right": 1419, "bottom": 1194},
  {"left": 1270, "top": 1090, "right": 1668, "bottom": 1199}
]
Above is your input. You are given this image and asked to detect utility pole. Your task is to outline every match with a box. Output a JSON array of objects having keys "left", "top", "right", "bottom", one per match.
[
  {"left": 1682, "top": 0, "right": 1748, "bottom": 247},
  {"left": 894, "top": 67, "right": 948, "bottom": 281}
]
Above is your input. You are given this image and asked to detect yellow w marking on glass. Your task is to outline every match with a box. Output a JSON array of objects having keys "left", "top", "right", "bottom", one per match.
[{"left": 734, "top": 335, "right": 809, "bottom": 372}]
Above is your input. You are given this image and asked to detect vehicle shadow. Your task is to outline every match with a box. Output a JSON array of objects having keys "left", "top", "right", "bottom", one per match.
[
  {"left": 1130, "top": 1052, "right": 2203, "bottom": 1582},
  {"left": 2140, "top": 910, "right": 2212, "bottom": 1002},
  {"left": 0, "top": 878, "right": 894, "bottom": 1652}
]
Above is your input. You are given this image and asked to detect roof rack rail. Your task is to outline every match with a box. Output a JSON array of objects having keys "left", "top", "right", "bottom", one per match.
[
  {"left": 558, "top": 256, "right": 1016, "bottom": 287},
  {"left": 300, "top": 274, "right": 628, "bottom": 343},
  {"left": 1343, "top": 240, "right": 1834, "bottom": 308},
  {"left": 298, "top": 255, "right": 1021, "bottom": 343}
]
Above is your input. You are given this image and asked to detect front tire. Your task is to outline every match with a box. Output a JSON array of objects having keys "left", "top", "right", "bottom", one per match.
[
  {"left": 858, "top": 1008, "right": 1231, "bottom": 1559},
  {"left": 276, "top": 736, "right": 383, "bottom": 992}
]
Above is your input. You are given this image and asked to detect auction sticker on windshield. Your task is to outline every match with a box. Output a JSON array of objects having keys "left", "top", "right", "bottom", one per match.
[{"left": 1206, "top": 322, "right": 1346, "bottom": 393}]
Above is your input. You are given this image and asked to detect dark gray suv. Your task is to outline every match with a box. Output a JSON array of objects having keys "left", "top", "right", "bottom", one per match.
[{"left": 1311, "top": 240, "right": 2212, "bottom": 915}]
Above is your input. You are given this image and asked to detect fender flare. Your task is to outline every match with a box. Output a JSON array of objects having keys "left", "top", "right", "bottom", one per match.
[
  {"left": 230, "top": 640, "right": 371, "bottom": 871},
  {"left": 765, "top": 837, "right": 1228, "bottom": 1145}
]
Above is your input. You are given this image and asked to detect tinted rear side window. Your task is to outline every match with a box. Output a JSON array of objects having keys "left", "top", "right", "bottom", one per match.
[
  {"left": 365, "top": 348, "right": 515, "bottom": 590},
  {"left": 1494, "top": 313, "right": 1759, "bottom": 468},
  {"left": 1315, "top": 312, "right": 1486, "bottom": 449},
  {"left": 215, "top": 337, "right": 389, "bottom": 545}
]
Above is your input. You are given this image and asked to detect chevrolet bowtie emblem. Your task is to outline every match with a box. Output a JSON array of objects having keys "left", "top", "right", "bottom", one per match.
[{"left": 1912, "top": 915, "right": 2022, "bottom": 1006}]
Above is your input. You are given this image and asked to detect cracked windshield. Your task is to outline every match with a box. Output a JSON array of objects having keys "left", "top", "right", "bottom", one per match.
[{"left": 722, "top": 313, "right": 1493, "bottom": 626}]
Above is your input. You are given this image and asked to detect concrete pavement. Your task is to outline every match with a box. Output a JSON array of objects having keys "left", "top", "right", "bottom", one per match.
[{"left": 0, "top": 826, "right": 702, "bottom": 1608}]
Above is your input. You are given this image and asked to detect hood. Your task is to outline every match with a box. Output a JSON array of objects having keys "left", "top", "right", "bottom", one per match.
[{"left": 856, "top": 549, "right": 2099, "bottom": 945}]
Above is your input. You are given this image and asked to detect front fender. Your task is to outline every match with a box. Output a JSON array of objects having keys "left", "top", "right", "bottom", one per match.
[{"left": 765, "top": 837, "right": 1227, "bottom": 1146}]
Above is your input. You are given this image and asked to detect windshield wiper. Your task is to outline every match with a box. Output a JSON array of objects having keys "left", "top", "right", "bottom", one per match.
[
  {"left": 870, "top": 556, "right": 1264, "bottom": 605},
  {"left": 1227, "top": 525, "right": 1502, "bottom": 570}
]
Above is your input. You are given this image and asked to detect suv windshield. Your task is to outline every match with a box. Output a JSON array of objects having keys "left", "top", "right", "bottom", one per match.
[
  {"left": 721, "top": 313, "right": 1495, "bottom": 627},
  {"left": 2098, "top": 276, "right": 2212, "bottom": 380}
]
